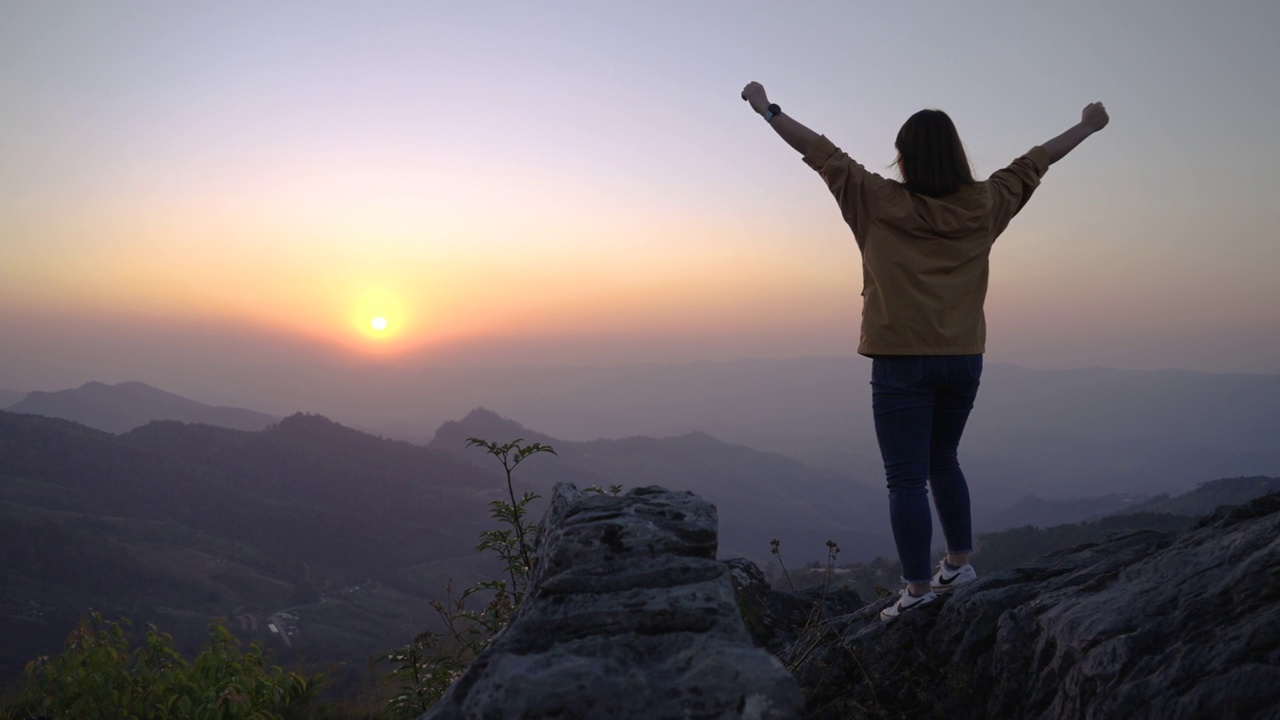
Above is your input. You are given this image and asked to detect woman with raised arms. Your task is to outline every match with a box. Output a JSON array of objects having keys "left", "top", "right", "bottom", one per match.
[{"left": 741, "top": 81, "right": 1108, "bottom": 620}]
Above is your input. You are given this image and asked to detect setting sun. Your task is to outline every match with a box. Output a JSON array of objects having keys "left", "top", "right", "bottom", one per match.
[{"left": 346, "top": 288, "right": 412, "bottom": 351}]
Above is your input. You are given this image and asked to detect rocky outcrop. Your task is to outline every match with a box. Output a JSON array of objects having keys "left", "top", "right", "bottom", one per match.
[
  {"left": 422, "top": 484, "right": 802, "bottom": 720},
  {"left": 785, "top": 492, "right": 1280, "bottom": 719},
  {"left": 421, "top": 482, "right": 1280, "bottom": 719}
]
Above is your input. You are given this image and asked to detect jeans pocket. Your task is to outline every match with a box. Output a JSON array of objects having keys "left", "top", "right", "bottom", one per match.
[{"left": 873, "top": 356, "right": 924, "bottom": 387}]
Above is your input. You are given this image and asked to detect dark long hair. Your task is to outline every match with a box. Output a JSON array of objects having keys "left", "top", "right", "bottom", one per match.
[{"left": 894, "top": 109, "right": 975, "bottom": 198}]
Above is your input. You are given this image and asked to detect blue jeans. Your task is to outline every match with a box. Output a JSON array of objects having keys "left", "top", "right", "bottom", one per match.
[{"left": 871, "top": 355, "right": 982, "bottom": 583}]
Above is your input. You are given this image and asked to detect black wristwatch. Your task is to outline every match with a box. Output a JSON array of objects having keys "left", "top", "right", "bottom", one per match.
[{"left": 763, "top": 103, "right": 781, "bottom": 123}]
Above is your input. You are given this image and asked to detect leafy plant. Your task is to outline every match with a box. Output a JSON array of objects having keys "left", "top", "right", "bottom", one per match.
[
  {"left": 465, "top": 437, "right": 555, "bottom": 602},
  {"left": 375, "top": 437, "right": 555, "bottom": 718},
  {"left": 5, "top": 612, "right": 318, "bottom": 720}
]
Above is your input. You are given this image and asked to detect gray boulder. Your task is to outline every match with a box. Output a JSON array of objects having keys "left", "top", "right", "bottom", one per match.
[
  {"left": 790, "top": 492, "right": 1280, "bottom": 719},
  {"left": 422, "top": 483, "right": 802, "bottom": 720}
]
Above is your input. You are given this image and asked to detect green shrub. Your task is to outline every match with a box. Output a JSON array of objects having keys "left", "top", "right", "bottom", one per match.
[{"left": 6, "top": 612, "right": 319, "bottom": 720}]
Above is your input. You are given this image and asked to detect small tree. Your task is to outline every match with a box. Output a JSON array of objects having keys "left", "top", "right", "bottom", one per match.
[
  {"left": 376, "top": 437, "right": 555, "bottom": 718},
  {"left": 464, "top": 437, "right": 555, "bottom": 606}
]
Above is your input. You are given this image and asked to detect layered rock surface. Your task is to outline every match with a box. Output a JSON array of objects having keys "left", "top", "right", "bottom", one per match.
[
  {"left": 784, "top": 492, "right": 1280, "bottom": 719},
  {"left": 422, "top": 482, "right": 1280, "bottom": 719},
  {"left": 422, "top": 484, "right": 801, "bottom": 720}
]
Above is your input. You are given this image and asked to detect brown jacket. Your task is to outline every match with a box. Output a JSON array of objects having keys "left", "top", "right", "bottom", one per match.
[{"left": 803, "top": 136, "right": 1050, "bottom": 356}]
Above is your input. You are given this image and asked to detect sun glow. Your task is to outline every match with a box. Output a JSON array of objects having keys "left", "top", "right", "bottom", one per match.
[{"left": 344, "top": 288, "right": 415, "bottom": 354}]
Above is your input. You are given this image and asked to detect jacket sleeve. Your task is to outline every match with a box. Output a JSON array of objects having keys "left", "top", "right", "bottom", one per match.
[
  {"left": 988, "top": 146, "right": 1051, "bottom": 229},
  {"left": 802, "top": 136, "right": 900, "bottom": 247}
]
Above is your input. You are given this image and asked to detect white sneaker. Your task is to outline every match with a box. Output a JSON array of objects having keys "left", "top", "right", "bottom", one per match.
[
  {"left": 879, "top": 588, "right": 937, "bottom": 621},
  {"left": 931, "top": 562, "right": 977, "bottom": 593}
]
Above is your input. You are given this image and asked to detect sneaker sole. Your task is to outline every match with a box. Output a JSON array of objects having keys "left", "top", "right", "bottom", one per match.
[{"left": 880, "top": 593, "right": 936, "bottom": 621}]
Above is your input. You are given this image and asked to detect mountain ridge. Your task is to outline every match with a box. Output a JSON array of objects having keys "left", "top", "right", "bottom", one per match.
[
  {"left": 429, "top": 407, "right": 895, "bottom": 563},
  {"left": 0, "top": 404, "right": 897, "bottom": 697},
  {"left": 5, "top": 380, "right": 279, "bottom": 433},
  {"left": 3, "top": 402, "right": 1277, "bottom": 709},
  {"left": 0, "top": 408, "right": 504, "bottom": 693},
  {"left": 8, "top": 362, "right": 1279, "bottom": 506}
]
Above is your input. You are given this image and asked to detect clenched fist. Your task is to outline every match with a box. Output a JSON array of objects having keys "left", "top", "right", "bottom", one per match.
[
  {"left": 741, "top": 81, "right": 770, "bottom": 115},
  {"left": 1082, "top": 102, "right": 1109, "bottom": 132}
]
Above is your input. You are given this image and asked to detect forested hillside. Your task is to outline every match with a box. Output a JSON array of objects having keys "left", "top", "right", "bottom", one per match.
[{"left": 0, "top": 411, "right": 502, "bottom": 698}]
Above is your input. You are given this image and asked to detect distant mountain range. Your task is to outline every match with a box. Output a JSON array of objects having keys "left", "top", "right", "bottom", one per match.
[
  {"left": 3, "top": 394, "right": 1277, "bottom": 705},
  {"left": 0, "top": 410, "right": 501, "bottom": 695},
  {"left": 1124, "top": 475, "right": 1280, "bottom": 516},
  {"left": 4, "top": 381, "right": 279, "bottom": 433},
  {"left": 979, "top": 493, "right": 1151, "bottom": 531},
  {"left": 1, "top": 378, "right": 899, "bottom": 559},
  {"left": 0, "top": 389, "right": 22, "bottom": 408},
  {"left": 6, "top": 374, "right": 1279, "bottom": 549},
  {"left": 6, "top": 360, "right": 1279, "bottom": 507},
  {"left": 99, "top": 358, "right": 1280, "bottom": 506},
  {"left": 0, "top": 404, "right": 893, "bottom": 697},
  {"left": 429, "top": 408, "right": 894, "bottom": 563},
  {"left": 977, "top": 476, "right": 1280, "bottom": 532}
]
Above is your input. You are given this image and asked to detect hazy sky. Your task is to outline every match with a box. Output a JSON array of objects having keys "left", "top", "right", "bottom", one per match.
[{"left": 3, "top": 0, "right": 1279, "bottom": 393}]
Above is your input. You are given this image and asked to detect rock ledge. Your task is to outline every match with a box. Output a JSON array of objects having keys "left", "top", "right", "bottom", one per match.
[{"left": 422, "top": 483, "right": 802, "bottom": 720}]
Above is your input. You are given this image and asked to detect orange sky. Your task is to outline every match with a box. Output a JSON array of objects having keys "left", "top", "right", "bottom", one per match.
[{"left": 2, "top": 1, "right": 1279, "bottom": 393}]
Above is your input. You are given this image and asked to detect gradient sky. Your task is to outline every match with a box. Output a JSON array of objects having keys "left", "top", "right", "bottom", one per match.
[{"left": 3, "top": 0, "right": 1279, "bottom": 393}]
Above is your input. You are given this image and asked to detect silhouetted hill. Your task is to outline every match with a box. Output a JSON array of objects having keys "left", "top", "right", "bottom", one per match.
[
  {"left": 0, "top": 389, "right": 22, "bottom": 408},
  {"left": 434, "top": 407, "right": 532, "bottom": 445},
  {"left": 114, "top": 413, "right": 500, "bottom": 571},
  {"left": 979, "top": 492, "right": 1150, "bottom": 531},
  {"left": 260, "top": 359, "right": 1279, "bottom": 492},
  {"left": 971, "top": 512, "right": 1198, "bottom": 576},
  {"left": 975, "top": 477, "right": 1280, "bottom": 534},
  {"left": 967, "top": 476, "right": 1278, "bottom": 580},
  {"left": 21, "top": 362, "right": 1276, "bottom": 511},
  {"left": 0, "top": 410, "right": 505, "bottom": 693},
  {"left": 1119, "top": 475, "right": 1280, "bottom": 516},
  {"left": 5, "top": 397, "right": 1274, "bottom": 708},
  {"left": 5, "top": 380, "right": 279, "bottom": 433},
  {"left": 431, "top": 408, "right": 895, "bottom": 564}
]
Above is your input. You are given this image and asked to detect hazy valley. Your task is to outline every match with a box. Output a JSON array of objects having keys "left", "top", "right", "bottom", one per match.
[
  {"left": 3, "top": 358, "right": 1279, "bottom": 705},
  {"left": 10, "top": 357, "right": 1280, "bottom": 512}
]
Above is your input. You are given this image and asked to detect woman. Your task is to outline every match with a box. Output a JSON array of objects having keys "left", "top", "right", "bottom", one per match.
[{"left": 741, "top": 81, "right": 1109, "bottom": 620}]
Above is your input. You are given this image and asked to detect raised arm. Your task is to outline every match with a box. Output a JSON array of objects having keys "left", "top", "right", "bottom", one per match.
[
  {"left": 1041, "top": 102, "right": 1110, "bottom": 164},
  {"left": 741, "top": 81, "right": 820, "bottom": 156}
]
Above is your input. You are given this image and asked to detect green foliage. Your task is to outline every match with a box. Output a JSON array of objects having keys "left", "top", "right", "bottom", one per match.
[
  {"left": 465, "top": 437, "right": 555, "bottom": 599},
  {"left": 373, "top": 631, "right": 461, "bottom": 720},
  {"left": 375, "top": 437, "right": 556, "bottom": 719},
  {"left": 5, "top": 612, "right": 319, "bottom": 720}
]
